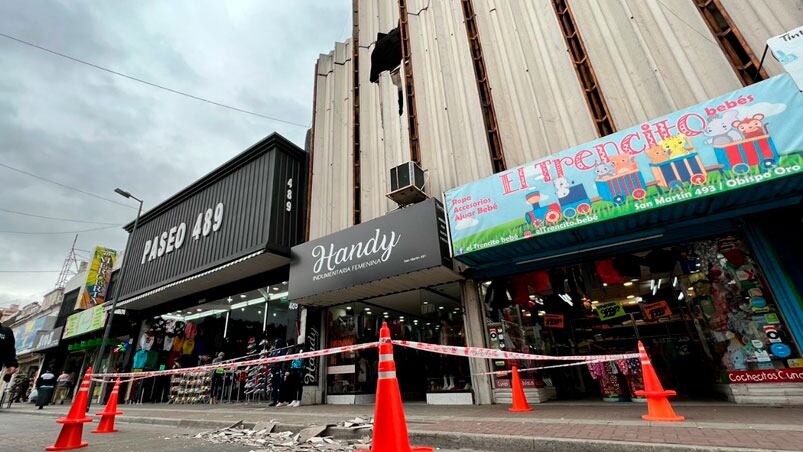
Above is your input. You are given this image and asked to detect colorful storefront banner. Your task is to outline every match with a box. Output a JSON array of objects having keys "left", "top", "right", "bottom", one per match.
[
  {"left": 768, "top": 26, "right": 803, "bottom": 91},
  {"left": 595, "top": 301, "right": 626, "bottom": 321},
  {"left": 77, "top": 246, "right": 117, "bottom": 309},
  {"left": 13, "top": 315, "right": 54, "bottom": 354},
  {"left": 444, "top": 75, "right": 803, "bottom": 256},
  {"left": 63, "top": 304, "right": 107, "bottom": 339}
]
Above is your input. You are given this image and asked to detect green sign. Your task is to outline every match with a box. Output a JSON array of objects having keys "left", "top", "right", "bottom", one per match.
[
  {"left": 63, "top": 304, "right": 106, "bottom": 339},
  {"left": 595, "top": 301, "right": 626, "bottom": 321}
]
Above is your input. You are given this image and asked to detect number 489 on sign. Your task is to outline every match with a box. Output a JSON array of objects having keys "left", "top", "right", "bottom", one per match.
[{"left": 192, "top": 202, "right": 224, "bottom": 240}]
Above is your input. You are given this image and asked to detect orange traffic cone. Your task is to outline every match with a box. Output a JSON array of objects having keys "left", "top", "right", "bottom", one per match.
[
  {"left": 92, "top": 377, "right": 123, "bottom": 434},
  {"left": 508, "top": 366, "right": 533, "bottom": 412},
  {"left": 357, "top": 322, "right": 432, "bottom": 452},
  {"left": 633, "top": 341, "right": 684, "bottom": 422},
  {"left": 46, "top": 368, "right": 94, "bottom": 450}
]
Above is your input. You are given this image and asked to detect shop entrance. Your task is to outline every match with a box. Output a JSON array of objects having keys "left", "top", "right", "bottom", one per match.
[
  {"left": 480, "top": 232, "right": 800, "bottom": 402},
  {"left": 325, "top": 283, "right": 471, "bottom": 403}
]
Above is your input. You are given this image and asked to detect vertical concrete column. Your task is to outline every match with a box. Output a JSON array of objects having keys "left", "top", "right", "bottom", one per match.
[{"left": 461, "top": 279, "right": 493, "bottom": 405}]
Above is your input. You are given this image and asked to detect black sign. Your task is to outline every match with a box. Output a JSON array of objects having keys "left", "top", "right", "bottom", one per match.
[
  {"left": 118, "top": 134, "right": 306, "bottom": 301},
  {"left": 289, "top": 198, "right": 451, "bottom": 300}
]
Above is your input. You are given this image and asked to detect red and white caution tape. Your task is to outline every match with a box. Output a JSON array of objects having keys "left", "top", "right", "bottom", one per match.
[
  {"left": 474, "top": 358, "right": 627, "bottom": 376},
  {"left": 392, "top": 340, "right": 639, "bottom": 362},
  {"left": 93, "top": 341, "right": 379, "bottom": 379}
]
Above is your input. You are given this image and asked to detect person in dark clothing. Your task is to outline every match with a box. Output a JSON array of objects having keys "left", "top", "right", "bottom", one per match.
[
  {"left": 269, "top": 339, "right": 287, "bottom": 407},
  {"left": 35, "top": 369, "right": 57, "bottom": 409},
  {"left": 0, "top": 323, "right": 18, "bottom": 382}
]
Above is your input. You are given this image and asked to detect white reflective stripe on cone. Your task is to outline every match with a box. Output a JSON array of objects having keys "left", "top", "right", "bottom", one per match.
[
  {"left": 379, "top": 354, "right": 393, "bottom": 361},
  {"left": 378, "top": 371, "right": 396, "bottom": 379}
]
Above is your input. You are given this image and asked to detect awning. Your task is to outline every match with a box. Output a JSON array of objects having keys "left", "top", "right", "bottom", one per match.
[
  {"left": 118, "top": 250, "right": 288, "bottom": 310},
  {"left": 289, "top": 199, "right": 462, "bottom": 306}
]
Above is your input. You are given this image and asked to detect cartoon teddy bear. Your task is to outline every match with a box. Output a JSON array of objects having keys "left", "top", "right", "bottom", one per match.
[
  {"left": 732, "top": 113, "right": 767, "bottom": 140},
  {"left": 704, "top": 110, "right": 742, "bottom": 146},
  {"left": 645, "top": 145, "right": 669, "bottom": 164},
  {"left": 659, "top": 134, "right": 689, "bottom": 159},
  {"left": 609, "top": 153, "right": 638, "bottom": 175}
]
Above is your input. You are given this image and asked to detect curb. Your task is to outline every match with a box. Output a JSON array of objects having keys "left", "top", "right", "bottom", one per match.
[{"left": 16, "top": 409, "right": 768, "bottom": 452}]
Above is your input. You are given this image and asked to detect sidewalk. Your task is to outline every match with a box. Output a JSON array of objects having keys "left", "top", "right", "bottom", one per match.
[{"left": 8, "top": 401, "right": 803, "bottom": 451}]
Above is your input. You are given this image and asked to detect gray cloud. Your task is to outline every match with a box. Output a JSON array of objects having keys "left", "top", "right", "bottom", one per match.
[{"left": 0, "top": 0, "right": 350, "bottom": 306}]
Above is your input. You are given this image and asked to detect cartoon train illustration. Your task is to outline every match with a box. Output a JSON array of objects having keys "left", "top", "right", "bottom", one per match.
[
  {"left": 650, "top": 154, "right": 708, "bottom": 190},
  {"left": 714, "top": 134, "right": 779, "bottom": 174},
  {"left": 594, "top": 170, "right": 647, "bottom": 206},
  {"left": 524, "top": 184, "right": 592, "bottom": 226}
]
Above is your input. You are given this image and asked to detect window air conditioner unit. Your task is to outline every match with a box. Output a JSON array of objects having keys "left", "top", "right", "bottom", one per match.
[{"left": 386, "top": 161, "right": 427, "bottom": 206}]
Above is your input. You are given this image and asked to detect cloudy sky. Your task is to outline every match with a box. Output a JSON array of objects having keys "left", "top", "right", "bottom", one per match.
[{"left": 0, "top": 0, "right": 350, "bottom": 307}]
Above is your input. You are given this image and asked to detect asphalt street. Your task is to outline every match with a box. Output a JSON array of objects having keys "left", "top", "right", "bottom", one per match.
[{"left": 0, "top": 411, "right": 472, "bottom": 451}]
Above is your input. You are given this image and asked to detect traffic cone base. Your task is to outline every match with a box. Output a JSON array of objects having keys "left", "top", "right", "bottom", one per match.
[
  {"left": 635, "top": 342, "right": 684, "bottom": 422},
  {"left": 92, "top": 377, "right": 123, "bottom": 434},
  {"left": 507, "top": 366, "right": 533, "bottom": 413},
  {"left": 47, "top": 367, "right": 94, "bottom": 451},
  {"left": 357, "top": 322, "right": 432, "bottom": 452}
]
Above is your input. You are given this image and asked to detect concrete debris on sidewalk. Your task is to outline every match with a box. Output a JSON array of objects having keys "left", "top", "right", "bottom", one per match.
[{"left": 192, "top": 419, "right": 373, "bottom": 451}]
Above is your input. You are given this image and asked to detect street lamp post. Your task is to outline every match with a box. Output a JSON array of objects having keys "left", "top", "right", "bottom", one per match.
[{"left": 87, "top": 188, "right": 143, "bottom": 407}]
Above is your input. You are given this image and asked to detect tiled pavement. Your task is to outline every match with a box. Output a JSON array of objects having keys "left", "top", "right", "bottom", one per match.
[{"left": 8, "top": 401, "right": 803, "bottom": 450}]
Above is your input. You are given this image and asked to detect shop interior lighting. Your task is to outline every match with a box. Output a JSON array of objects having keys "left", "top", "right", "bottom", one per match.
[
  {"left": 240, "top": 294, "right": 247, "bottom": 298},
  {"left": 657, "top": 278, "right": 663, "bottom": 290},
  {"left": 364, "top": 307, "right": 371, "bottom": 311},
  {"left": 591, "top": 300, "right": 599, "bottom": 305},
  {"left": 626, "top": 295, "right": 635, "bottom": 299},
  {"left": 268, "top": 291, "right": 288, "bottom": 301},
  {"left": 346, "top": 306, "right": 352, "bottom": 310},
  {"left": 183, "top": 309, "right": 227, "bottom": 321},
  {"left": 603, "top": 283, "right": 608, "bottom": 287},
  {"left": 383, "top": 312, "right": 388, "bottom": 315},
  {"left": 673, "top": 276, "right": 678, "bottom": 287},
  {"left": 630, "top": 278, "right": 639, "bottom": 282},
  {"left": 196, "top": 308, "right": 203, "bottom": 312},
  {"left": 558, "top": 293, "right": 573, "bottom": 306},
  {"left": 227, "top": 297, "right": 232, "bottom": 302},
  {"left": 623, "top": 281, "right": 634, "bottom": 287},
  {"left": 678, "top": 292, "right": 685, "bottom": 300},
  {"left": 438, "top": 306, "right": 444, "bottom": 310},
  {"left": 537, "top": 311, "right": 546, "bottom": 316},
  {"left": 272, "top": 287, "right": 279, "bottom": 291},
  {"left": 230, "top": 297, "right": 266, "bottom": 310},
  {"left": 423, "top": 301, "right": 428, "bottom": 305}
]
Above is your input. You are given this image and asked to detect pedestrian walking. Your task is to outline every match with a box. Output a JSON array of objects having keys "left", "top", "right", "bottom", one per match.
[
  {"left": 53, "top": 370, "right": 73, "bottom": 404},
  {"left": 0, "top": 321, "right": 18, "bottom": 383},
  {"left": 35, "top": 368, "right": 56, "bottom": 409}
]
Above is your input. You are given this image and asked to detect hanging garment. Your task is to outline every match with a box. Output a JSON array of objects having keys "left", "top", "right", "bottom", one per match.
[
  {"left": 132, "top": 349, "right": 148, "bottom": 369},
  {"left": 182, "top": 338, "right": 195, "bottom": 355},
  {"left": 485, "top": 279, "right": 511, "bottom": 311},
  {"left": 595, "top": 259, "right": 626, "bottom": 285},
  {"left": 184, "top": 321, "right": 197, "bottom": 340},
  {"left": 163, "top": 336, "right": 174, "bottom": 352},
  {"left": 172, "top": 337, "right": 184, "bottom": 353}
]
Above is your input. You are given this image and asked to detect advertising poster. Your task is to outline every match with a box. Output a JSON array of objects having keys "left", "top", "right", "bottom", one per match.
[
  {"left": 768, "top": 26, "right": 803, "bottom": 91},
  {"left": 63, "top": 304, "right": 106, "bottom": 339},
  {"left": 444, "top": 75, "right": 803, "bottom": 256},
  {"left": 77, "top": 246, "right": 117, "bottom": 309}
]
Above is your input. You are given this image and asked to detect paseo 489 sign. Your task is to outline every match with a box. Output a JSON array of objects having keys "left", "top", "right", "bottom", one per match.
[{"left": 141, "top": 202, "right": 225, "bottom": 265}]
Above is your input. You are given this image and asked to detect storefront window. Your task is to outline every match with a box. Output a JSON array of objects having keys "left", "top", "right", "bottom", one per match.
[
  {"left": 129, "top": 281, "right": 296, "bottom": 402},
  {"left": 481, "top": 233, "right": 799, "bottom": 401},
  {"left": 326, "top": 283, "right": 470, "bottom": 399}
]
